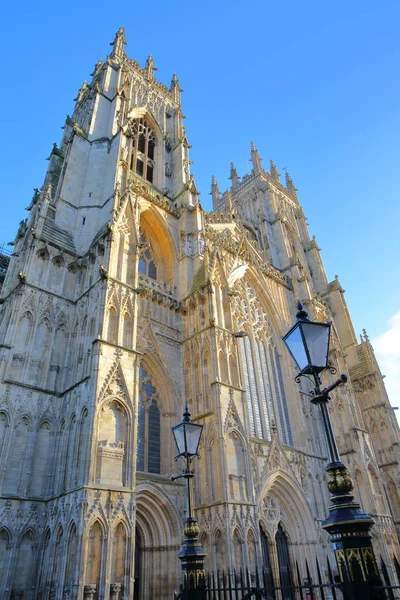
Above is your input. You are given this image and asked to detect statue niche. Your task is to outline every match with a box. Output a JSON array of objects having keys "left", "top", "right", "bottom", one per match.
[
  {"left": 96, "top": 399, "right": 128, "bottom": 486},
  {"left": 226, "top": 430, "right": 247, "bottom": 501}
]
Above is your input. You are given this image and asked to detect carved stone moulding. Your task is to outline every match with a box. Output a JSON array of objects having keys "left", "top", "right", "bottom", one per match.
[
  {"left": 83, "top": 584, "right": 97, "bottom": 600},
  {"left": 110, "top": 582, "right": 123, "bottom": 600}
]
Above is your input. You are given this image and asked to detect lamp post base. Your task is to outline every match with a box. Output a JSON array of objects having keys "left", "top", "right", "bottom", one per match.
[
  {"left": 322, "top": 463, "right": 384, "bottom": 600},
  {"left": 178, "top": 517, "right": 207, "bottom": 600}
]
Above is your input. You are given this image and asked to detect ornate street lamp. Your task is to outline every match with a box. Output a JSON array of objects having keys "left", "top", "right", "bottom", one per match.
[
  {"left": 283, "top": 303, "right": 383, "bottom": 600},
  {"left": 171, "top": 406, "right": 206, "bottom": 599}
]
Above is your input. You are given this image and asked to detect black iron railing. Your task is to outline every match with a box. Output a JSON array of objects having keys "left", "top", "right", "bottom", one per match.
[
  {"left": 175, "top": 558, "right": 342, "bottom": 600},
  {"left": 174, "top": 556, "right": 400, "bottom": 600}
]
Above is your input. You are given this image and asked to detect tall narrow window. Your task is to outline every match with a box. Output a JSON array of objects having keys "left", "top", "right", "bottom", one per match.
[
  {"left": 129, "top": 118, "right": 156, "bottom": 184},
  {"left": 239, "top": 336, "right": 269, "bottom": 439},
  {"left": 239, "top": 337, "right": 256, "bottom": 437},
  {"left": 137, "top": 365, "right": 161, "bottom": 473},
  {"left": 269, "top": 347, "right": 293, "bottom": 446},
  {"left": 138, "top": 229, "right": 157, "bottom": 281},
  {"left": 232, "top": 281, "right": 293, "bottom": 446}
]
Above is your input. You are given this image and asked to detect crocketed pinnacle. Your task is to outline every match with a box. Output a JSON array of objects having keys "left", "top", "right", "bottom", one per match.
[
  {"left": 109, "top": 26, "right": 127, "bottom": 59},
  {"left": 250, "top": 141, "right": 262, "bottom": 174}
]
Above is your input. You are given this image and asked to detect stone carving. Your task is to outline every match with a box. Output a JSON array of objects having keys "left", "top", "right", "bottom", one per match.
[
  {"left": 224, "top": 398, "right": 243, "bottom": 432},
  {"left": 262, "top": 494, "right": 280, "bottom": 523},
  {"left": 83, "top": 585, "right": 97, "bottom": 600},
  {"left": 110, "top": 583, "right": 123, "bottom": 600}
]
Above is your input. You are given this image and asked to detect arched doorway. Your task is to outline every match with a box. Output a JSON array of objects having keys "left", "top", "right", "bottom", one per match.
[
  {"left": 258, "top": 471, "right": 319, "bottom": 592},
  {"left": 276, "top": 523, "right": 294, "bottom": 600},
  {"left": 134, "top": 528, "right": 142, "bottom": 600},
  {"left": 135, "top": 485, "right": 182, "bottom": 599}
]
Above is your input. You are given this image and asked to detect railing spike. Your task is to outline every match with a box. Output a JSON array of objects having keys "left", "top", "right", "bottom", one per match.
[
  {"left": 240, "top": 567, "right": 244, "bottom": 591},
  {"left": 222, "top": 569, "right": 227, "bottom": 600},
  {"left": 228, "top": 569, "right": 233, "bottom": 600},
  {"left": 327, "top": 556, "right": 337, "bottom": 600},
  {"left": 316, "top": 556, "right": 325, "bottom": 600},
  {"left": 380, "top": 556, "right": 394, "bottom": 600},
  {"left": 296, "top": 560, "right": 305, "bottom": 600},
  {"left": 394, "top": 554, "right": 400, "bottom": 584},
  {"left": 246, "top": 565, "right": 251, "bottom": 589}
]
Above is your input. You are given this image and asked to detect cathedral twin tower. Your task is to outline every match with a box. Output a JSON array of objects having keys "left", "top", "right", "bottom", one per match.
[{"left": 0, "top": 27, "right": 399, "bottom": 600}]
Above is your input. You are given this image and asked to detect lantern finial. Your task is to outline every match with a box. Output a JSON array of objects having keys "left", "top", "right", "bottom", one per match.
[
  {"left": 183, "top": 405, "right": 191, "bottom": 422},
  {"left": 296, "top": 302, "right": 309, "bottom": 321}
]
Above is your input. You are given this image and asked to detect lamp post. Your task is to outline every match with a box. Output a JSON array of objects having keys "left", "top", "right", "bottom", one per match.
[
  {"left": 283, "top": 303, "right": 383, "bottom": 600},
  {"left": 171, "top": 406, "right": 206, "bottom": 599}
]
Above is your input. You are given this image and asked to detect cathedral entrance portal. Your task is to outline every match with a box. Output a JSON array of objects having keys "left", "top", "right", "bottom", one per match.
[{"left": 135, "top": 485, "right": 181, "bottom": 599}]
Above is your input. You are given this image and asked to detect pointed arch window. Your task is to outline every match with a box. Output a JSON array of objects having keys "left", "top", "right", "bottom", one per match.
[
  {"left": 269, "top": 346, "right": 293, "bottom": 446},
  {"left": 137, "top": 365, "right": 160, "bottom": 473},
  {"left": 129, "top": 118, "right": 156, "bottom": 183},
  {"left": 138, "top": 229, "right": 157, "bottom": 280},
  {"left": 234, "top": 282, "right": 293, "bottom": 446},
  {"left": 238, "top": 336, "right": 293, "bottom": 445}
]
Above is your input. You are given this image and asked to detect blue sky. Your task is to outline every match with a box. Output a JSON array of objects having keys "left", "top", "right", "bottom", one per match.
[{"left": 1, "top": 1, "right": 399, "bottom": 399}]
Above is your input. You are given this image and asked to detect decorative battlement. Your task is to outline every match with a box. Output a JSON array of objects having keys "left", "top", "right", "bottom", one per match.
[
  {"left": 213, "top": 145, "right": 300, "bottom": 218},
  {"left": 125, "top": 57, "right": 182, "bottom": 104}
]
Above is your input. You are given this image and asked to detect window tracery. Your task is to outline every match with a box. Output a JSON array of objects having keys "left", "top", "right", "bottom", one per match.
[
  {"left": 128, "top": 117, "right": 156, "bottom": 183},
  {"left": 138, "top": 229, "right": 157, "bottom": 280},
  {"left": 137, "top": 365, "right": 160, "bottom": 473},
  {"left": 232, "top": 281, "right": 293, "bottom": 446}
]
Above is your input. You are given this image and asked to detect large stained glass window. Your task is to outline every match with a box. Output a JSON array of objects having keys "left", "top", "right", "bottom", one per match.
[
  {"left": 233, "top": 282, "right": 293, "bottom": 446},
  {"left": 137, "top": 365, "right": 160, "bottom": 473}
]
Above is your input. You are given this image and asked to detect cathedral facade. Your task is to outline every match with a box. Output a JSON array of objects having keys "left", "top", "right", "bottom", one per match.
[{"left": 0, "top": 27, "right": 399, "bottom": 600}]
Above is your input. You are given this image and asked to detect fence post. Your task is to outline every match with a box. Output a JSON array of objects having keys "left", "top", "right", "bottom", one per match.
[
  {"left": 322, "top": 464, "right": 385, "bottom": 600},
  {"left": 178, "top": 518, "right": 207, "bottom": 600},
  {"left": 380, "top": 557, "right": 395, "bottom": 600}
]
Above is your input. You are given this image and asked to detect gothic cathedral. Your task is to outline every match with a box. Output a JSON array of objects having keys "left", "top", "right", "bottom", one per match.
[{"left": 0, "top": 27, "right": 399, "bottom": 600}]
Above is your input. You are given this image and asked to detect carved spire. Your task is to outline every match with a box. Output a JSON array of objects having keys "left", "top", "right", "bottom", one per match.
[
  {"left": 170, "top": 73, "right": 183, "bottom": 103},
  {"left": 145, "top": 55, "right": 157, "bottom": 80},
  {"left": 229, "top": 162, "right": 240, "bottom": 190},
  {"left": 285, "top": 170, "right": 298, "bottom": 198},
  {"left": 250, "top": 142, "right": 263, "bottom": 175},
  {"left": 210, "top": 175, "right": 221, "bottom": 209},
  {"left": 109, "top": 27, "right": 127, "bottom": 60},
  {"left": 270, "top": 160, "right": 280, "bottom": 181}
]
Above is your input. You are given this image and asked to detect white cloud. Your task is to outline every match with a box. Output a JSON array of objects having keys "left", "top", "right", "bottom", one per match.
[{"left": 372, "top": 312, "right": 400, "bottom": 409}]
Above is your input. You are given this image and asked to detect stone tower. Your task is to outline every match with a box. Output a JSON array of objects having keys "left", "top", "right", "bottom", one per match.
[{"left": 0, "top": 27, "right": 399, "bottom": 600}]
